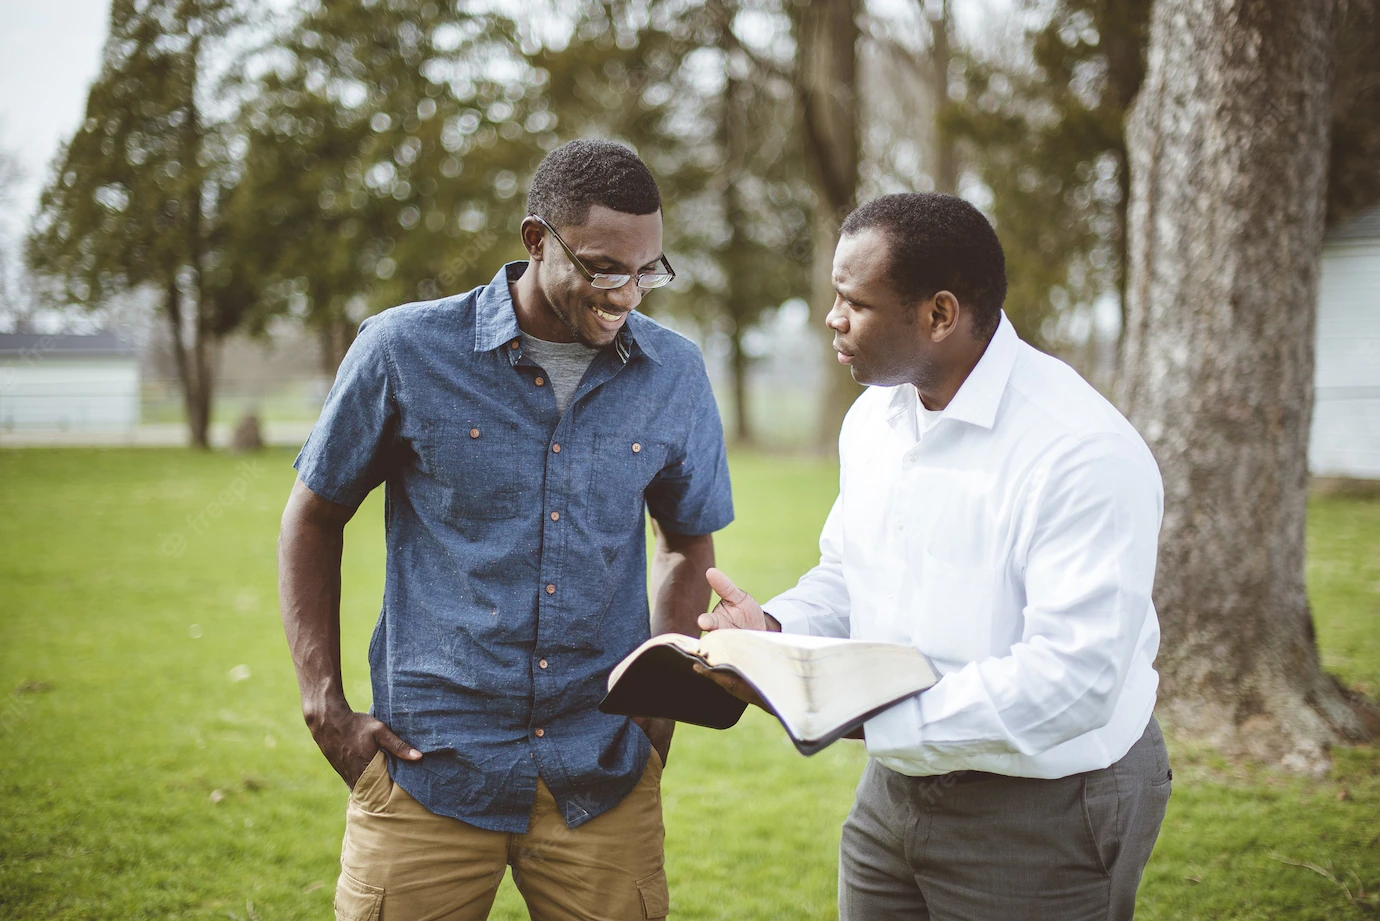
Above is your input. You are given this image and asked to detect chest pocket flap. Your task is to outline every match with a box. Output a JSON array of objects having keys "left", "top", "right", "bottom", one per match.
[
  {"left": 586, "top": 434, "right": 668, "bottom": 534},
  {"left": 422, "top": 421, "right": 523, "bottom": 521}
]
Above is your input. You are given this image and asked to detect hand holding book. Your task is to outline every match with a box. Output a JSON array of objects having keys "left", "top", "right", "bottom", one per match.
[
  {"left": 694, "top": 568, "right": 779, "bottom": 708},
  {"left": 600, "top": 568, "right": 940, "bottom": 755}
]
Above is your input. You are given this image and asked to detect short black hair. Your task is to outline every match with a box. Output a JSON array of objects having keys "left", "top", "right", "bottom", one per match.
[
  {"left": 840, "top": 193, "right": 1007, "bottom": 339},
  {"left": 526, "top": 139, "right": 661, "bottom": 228}
]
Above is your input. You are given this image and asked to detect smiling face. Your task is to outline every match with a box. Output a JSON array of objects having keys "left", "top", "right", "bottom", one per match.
[
  {"left": 827, "top": 227, "right": 940, "bottom": 389},
  {"left": 525, "top": 204, "right": 666, "bottom": 348}
]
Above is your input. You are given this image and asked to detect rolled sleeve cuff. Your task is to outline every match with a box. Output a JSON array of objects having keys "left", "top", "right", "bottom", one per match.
[{"left": 654, "top": 506, "right": 734, "bottom": 537}]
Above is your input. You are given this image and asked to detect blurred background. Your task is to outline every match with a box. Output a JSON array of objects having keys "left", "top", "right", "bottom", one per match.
[{"left": 2, "top": 0, "right": 1371, "bottom": 458}]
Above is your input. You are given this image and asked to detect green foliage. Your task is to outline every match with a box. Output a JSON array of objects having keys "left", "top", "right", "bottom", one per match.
[
  {"left": 945, "top": 0, "right": 1147, "bottom": 351},
  {"left": 1328, "top": 0, "right": 1380, "bottom": 227},
  {"left": 227, "top": 1, "right": 545, "bottom": 345},
  {"left": 222, "top": 0, "right": 810, "bottom": 408},
  {"left": 946, "top": 0, "right": 1380, "bottom": 350},
  {"left": 1, "top": 448, "right": 1379, "bottom": 919},
  {"left": 26, "top": 0, "right": 249, "bottom": 332}
]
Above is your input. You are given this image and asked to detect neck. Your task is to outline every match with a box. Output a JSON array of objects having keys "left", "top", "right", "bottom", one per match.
[
  {"left": 511, "top": 263, "right": 574, "bottom": 342},
  {"left": 913, "top": 335, "right": 990, "bottom": 411}
]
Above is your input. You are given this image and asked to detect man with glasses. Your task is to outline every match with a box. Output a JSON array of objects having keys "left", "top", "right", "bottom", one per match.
[{"left": 279, "top": 139, "right": 733, "bottom": 920}]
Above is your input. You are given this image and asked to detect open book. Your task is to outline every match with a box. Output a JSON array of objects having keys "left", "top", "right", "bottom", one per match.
[{"left": 599, "top": 630, "right": 938, "bottom": 756}]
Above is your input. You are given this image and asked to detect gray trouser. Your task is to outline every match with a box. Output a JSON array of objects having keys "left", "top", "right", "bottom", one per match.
[{"left": 840, "top": 717, "right": 1172, "bottom": 921}]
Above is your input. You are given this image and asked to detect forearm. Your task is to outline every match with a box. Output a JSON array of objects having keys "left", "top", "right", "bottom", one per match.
[
  {"left": 277, "top": 488, "right": 352, "bottom": 724},
  {"left": 649, "top": 525, "right": 714, "bottom": 636}
]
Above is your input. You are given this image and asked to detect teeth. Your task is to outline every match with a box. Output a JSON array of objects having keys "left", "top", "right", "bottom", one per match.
[{"left": 591, "top": 306, "right": 621, "bottom": 322}]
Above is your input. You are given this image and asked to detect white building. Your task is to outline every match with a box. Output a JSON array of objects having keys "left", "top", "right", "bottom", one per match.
[
  {"left": 1311, "top": 206, "right": 1380, "bottom": 480},
  {"left": 0, "top": 332, "right": 140, "bottom": 432}
]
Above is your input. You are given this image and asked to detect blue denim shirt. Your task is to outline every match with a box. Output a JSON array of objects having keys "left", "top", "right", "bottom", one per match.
[{"left": 294, "top": 262, "right": 734, "bottom": 831}]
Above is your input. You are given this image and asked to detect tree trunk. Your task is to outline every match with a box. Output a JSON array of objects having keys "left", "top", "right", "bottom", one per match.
[
  {"left": 1120, "top": 0, "right": 1373, "bottom": 771},
  {"left": 795, "top": 0, "right": 863, "bottom": 454},
  {"left": 728, "top": 320, "right": 750, "bottom": 444},
  {"left": 717, "top": 10, "right": 755, "bottom": 446},
  {"left": 926, "top": 0, "right": 958, "bottom": 196},
  {"left": 164, "top": 274, "right": 212, "bottom": 450},
  {"left": 318, "top": 318, "right": 355, "bottom": 376}
]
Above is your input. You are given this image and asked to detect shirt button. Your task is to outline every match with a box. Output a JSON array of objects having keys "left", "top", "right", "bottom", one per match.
[
  {"left": 632, "top": 442, "right": 641, "bottom": 453},
  {"left": 469, "top": 428, "right": 480, "bottom": 439},
  {"left": 538, "top": 658, "right": 548, "bottom": 669},
  {"left": 535, "top": 377, "right": 545, "bottom": 387},
  {"left": 549, "top": 511, "right": 560, "bottom": 521},
  {"left": 534, "top": 728, "right": 545, "bottom": 738},
  {"left": 551, "top": 443, "right": 561, "bottom": 453},
  {"left": 545, "top": 583, "right": 556, "bottom": 594}
]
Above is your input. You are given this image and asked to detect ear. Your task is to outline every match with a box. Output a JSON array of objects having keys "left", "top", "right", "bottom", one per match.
[
  {"left": 520, "top": 216, "right": 545, "bottom": 260},
  {"left": 928, "top": 291, "right": 961, "bottom": 342}
]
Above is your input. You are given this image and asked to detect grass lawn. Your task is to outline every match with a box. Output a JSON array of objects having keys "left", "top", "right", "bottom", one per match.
[{"left": 0, "top": 448, "right": 1377, "bottom": 920}]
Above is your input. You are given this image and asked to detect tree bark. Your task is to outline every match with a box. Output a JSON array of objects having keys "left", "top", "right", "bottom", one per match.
[
  {"left": 164, "top": 274, "right": 212, "bottom": 450},
  {"left": 795, "top": 0, "right": 863, "bottom": 454},
  {"left": 1120, "top": 0, "right": 1373, "bottom": 771},
  {"left": 925, "top": 0, "right": 958, "bottom": 196}
]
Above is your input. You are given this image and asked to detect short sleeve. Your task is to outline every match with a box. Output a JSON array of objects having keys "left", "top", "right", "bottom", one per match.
[
  {"left": 292, "top": 315, "right": 399, "bottom": 507},
  {"left": 644, "top": 361, "right": 734, "bottom": 535}
]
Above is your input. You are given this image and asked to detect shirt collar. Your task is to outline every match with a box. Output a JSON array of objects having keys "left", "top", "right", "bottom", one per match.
[
  {"left": 473, "top": 262, "right": 525, "bottom": 354},
  {"left": 884, "top": 310, "right": 1019, "bottom": 431},
  {"left": 472, "top": 260, "right": 659, "bottom": 365}
]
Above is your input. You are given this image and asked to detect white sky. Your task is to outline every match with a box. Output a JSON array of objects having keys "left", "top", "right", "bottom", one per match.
[{"left": 0, "top": 0, "right": 113, "bottom": 226}]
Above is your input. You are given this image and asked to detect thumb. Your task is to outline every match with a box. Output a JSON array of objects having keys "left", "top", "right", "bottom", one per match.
[
  {"left": 706, "top": 567, "right": 745, "bottom": 605},
  {"left": 374, "top": 723, "right": 422, "bottom": 760}
]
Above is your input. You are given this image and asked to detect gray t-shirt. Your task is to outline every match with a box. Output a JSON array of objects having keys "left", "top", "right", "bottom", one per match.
[{"left": 521, "top": 333, "right": 601, "bottom": 415}]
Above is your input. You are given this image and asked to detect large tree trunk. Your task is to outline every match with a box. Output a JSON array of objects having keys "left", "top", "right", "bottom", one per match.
[
  {"left": 1120, "top": 0, "right": 1373, "bottom": 771},
  {"left": 795, "top": 0, "right": 862, "bottom": 454}
]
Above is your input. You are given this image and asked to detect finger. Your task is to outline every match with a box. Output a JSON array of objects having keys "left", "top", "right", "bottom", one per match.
[
  {"left": 705, "top": 567, "right": 747, "bottom": 605},
  {"left": 698, "top": 604, "right": 741, "bottom": 632},
  {"left": 698, "top": 608, "right": 733, "bottom": 631},
  {"left": 373, "top": 723, "right": 423, "bottom": 760}
]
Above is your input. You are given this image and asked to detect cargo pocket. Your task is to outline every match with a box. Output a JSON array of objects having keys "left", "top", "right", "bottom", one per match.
[
  {"left": 334, "top": 869, "right": 383, "bottom": 921},
  {"left": 636, "top": 868, "right": 670, "bottom": 919}
]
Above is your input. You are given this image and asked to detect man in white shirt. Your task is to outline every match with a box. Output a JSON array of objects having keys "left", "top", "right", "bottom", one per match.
[{"left": 698, "top": 193, "right": 1171, "bottom": 919}]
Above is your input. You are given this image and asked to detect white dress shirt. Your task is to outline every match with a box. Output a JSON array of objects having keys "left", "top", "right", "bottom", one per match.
[{"left": 765, "top": 313, "right": 1163, "bottom": 779}]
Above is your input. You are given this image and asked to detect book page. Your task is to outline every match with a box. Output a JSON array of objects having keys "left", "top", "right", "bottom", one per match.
[{"left": 698, "top": 631, "right": 936, "bottom": 743}]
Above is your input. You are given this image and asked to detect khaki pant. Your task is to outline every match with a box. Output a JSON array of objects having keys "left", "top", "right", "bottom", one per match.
[{"left": 335, "top": 749, "right": 669, "bottom": 921}]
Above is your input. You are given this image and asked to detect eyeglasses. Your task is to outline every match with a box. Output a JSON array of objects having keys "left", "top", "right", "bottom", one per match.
[{"left": 530, "top": 214, "right": 676, "bottom": 290}]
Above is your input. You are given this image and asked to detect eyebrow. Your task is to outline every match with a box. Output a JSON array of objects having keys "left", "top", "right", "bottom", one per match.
[
  {"left": 833, "top": 281, "right": 870, "bottom": 306},
  {"left": 579, "top": 249, "right": 666, "bottom": 273}
]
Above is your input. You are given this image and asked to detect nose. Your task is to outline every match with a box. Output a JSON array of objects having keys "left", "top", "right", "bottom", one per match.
[
  {"left": 606, "top": 279, "right": 643, "bottom": 313},
  {"left": 826, "top": 297, "right": 848, "bottom": 332}
]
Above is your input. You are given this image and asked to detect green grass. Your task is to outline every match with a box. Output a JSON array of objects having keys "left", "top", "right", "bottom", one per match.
[{"left": 0, "top": 448, "right": 1377, "bottom": 919}]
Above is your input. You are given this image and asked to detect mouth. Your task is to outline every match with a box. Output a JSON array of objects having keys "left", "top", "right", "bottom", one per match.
[
  {"left": 589, "top": 304, "right": 628, "bottom": 328},
  {"left": 834, "top": 342, "right": 854, "bottom": 365}
]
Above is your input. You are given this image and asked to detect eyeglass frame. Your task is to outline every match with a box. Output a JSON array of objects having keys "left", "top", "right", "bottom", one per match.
[{"left": 528, "top": 214, "right": 676, "bottom": 291}]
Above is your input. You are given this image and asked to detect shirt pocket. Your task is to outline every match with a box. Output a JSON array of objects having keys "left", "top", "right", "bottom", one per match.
[
  {"left": 915, "top": 552, "right": 997, "bottom": 670},
  {"left": 423, "top": 421, "right": 522, "bottom": 521},
  {"left": 586, "top": 434, "right": 668, "bottom": 534}
]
